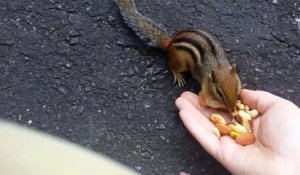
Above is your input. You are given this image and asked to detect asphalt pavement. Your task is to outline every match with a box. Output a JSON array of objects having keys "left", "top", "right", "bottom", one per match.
[{"left": 0, "top": 0, "right": 299, "bottom": 175}]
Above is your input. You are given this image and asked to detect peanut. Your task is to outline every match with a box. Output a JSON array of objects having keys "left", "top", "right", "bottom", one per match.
[
  {"left": 248, "top": 109, "right": 259, "bottom": 118},
  {"left": 228, "top": 122, "right": 248, "bottom": 133},
  {"left": 238, "top": 110, "right": 252, "bottom": 120},
  {"left": 213, "top": 127, "right": 221, "bottom": 138},
  {"left": 209, "top": 113, "right": 226, "bottom": 125},
  {"left": 238, "top": 104, "right": 245, "bottom": 110},
  {"left": 237, "top": 110, "right": 253, "bottom": 132},
  {"left": 236, "top": 100, "right": 242, "bottom": 108}
]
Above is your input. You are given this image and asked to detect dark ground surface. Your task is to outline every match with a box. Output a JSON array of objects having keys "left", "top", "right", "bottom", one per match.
[{"left": 0, "top": 0, "right": 299, "bottom": 174}]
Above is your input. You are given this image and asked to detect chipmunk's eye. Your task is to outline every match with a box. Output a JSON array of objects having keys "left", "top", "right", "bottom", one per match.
[{"left": 216, "top": 88, "right": 225, "bottom": 99}]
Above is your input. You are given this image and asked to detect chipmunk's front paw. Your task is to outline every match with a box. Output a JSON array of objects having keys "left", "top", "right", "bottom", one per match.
[{"left": 172, "top": 71, "right": 185, "bottom": 88}]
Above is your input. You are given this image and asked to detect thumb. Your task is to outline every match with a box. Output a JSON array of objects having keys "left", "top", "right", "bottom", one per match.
[{"left": 240, "top": 89, "right": 281, "bottom": 113}]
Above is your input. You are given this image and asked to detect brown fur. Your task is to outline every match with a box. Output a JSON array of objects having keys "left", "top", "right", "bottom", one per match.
[{"left": 115, "top": 0, "right": 241, "bottom": 112}]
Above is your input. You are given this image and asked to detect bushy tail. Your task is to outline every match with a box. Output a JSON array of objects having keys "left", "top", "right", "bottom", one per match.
[{"left": 114, "top": 0, "right": 171, "bottom": 50}]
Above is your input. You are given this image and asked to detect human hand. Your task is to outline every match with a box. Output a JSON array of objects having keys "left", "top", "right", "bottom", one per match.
[{"left": 175, "top": 89, "right": 300, "bottom": 175}]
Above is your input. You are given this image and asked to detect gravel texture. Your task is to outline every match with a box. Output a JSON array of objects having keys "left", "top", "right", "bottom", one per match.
[{"left": 0, "top": 0, "right": 299, "bottom": 174}]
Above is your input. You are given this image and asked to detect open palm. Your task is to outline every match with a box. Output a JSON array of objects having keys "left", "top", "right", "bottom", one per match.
[{"left": 175, "top": 89, "right": 300, "bottom": 175}]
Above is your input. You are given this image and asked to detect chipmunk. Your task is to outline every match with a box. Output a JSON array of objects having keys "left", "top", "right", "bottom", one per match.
[{"left": 114, "top": 0, "right": 241, "bottom": 112}]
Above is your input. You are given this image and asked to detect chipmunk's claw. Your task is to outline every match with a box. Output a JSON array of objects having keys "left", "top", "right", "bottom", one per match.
[{"left": 172, "top": 71, "right": 185, "bottom": 88}]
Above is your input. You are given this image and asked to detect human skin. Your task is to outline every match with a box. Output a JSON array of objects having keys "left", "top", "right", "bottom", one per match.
[{"left": 175, "top": 89, "right": 300, "bottom": 175}]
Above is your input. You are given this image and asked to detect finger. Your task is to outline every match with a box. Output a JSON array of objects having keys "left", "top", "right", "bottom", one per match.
[
  {"left": 179, "top": 91, "right": 201, "bottom": 110},
  {"left": 240, "top": 89, "right": 281, "bottom": 113},
  {"left": 179, "top": 91, "right": 232, "bottom": 121},
  {"left": 175, "top": 97, "right": 214, "bottom": 130},
  {"left": 175, "top": 96, "right": 200, "bottom": 117},
  {"left": 180, "top": 91, "right": 216, "bottom": 116},
  {"left": 179, "top": 109, "right": 221, "bottom": 157}
]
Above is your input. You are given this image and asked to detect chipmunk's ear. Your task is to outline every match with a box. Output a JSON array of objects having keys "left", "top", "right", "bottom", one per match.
[
  {"left": 230, "top": 63, "right": 237, "bottom": 74},
  {"left": 209, "top": 69, "right": 216, "bottom": 83}
]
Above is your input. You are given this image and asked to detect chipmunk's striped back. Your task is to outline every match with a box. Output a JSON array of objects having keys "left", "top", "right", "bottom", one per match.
[{"left": 170, "top": 29, "right": 229, "bottom": 69}]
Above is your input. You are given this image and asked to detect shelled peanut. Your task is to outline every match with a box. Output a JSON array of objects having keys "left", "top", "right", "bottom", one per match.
[{"left": 209, "top": 100, "right": 259, "bottom": 146}]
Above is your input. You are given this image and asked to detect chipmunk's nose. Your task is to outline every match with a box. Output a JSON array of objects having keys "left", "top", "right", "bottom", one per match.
[{"left": 226, "top": 102, "right": 236, "bottom": 113}]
